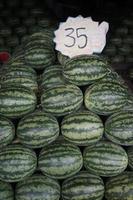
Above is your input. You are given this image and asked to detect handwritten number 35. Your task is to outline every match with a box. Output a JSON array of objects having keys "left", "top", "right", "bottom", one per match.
[{"left": 64, "top": 28, "right": 88, "bottom": 49}]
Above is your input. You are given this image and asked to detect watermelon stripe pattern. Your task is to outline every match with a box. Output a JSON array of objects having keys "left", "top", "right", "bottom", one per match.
[
  {"left": 63, "top": 55, "right": 110, "bottom": 86},
  {"left": 105, "top": 171, "right": 133, "bottom": 200},
  {"left": 105, "top": 111, "right": 133, "bottom": 146},
  {"left": 38, "top": 142, "right": 83, "bottom": 179},
  {"left": 0, "top": 145, "right": 37, "bottom": 182},
  {"left": 0, "top": 116, "right": 15, "bottom": 147},
  {"left": 41, "top": 84, "right": 83, "bottom": 116},
  {"left": 17, "top": 110, "right": 59, "bottom": 148},
  {"left": 15, "top": 174, "right": 60, "bottom": 200},
  {"left": 61, "top": 111, "right": 104, "bottom": 146},
  {"left": 0, "top": 86, "right": 37, "bottom": 118},
  {"left": 83, "top": 141, "right": 128, "bottom": 177},
  {"left": 0, "top": 65, "right": 38, "bottom": 92},
  {"left": 62, "top": 171, "right": 104, "bottom": 200},
  {"left": 85, "top": 81, "right": 128, "bottom": 115},
  {"left": 41, "top": 65, "right": 67, "bottom": 90},
  {"left": 127, "top": 147, "right": 133, "bottom": 170},
  {"left": 0, "top": 181, "right": 14, "bottom": 200}
]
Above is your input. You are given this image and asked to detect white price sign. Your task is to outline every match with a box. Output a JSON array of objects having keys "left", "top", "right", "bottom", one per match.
[{"left": 54, "top": 16, "right": 109, "bottom": 58}]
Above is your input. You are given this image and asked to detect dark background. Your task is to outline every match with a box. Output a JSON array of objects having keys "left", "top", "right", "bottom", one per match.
[{"left": 45, "top": 0, "right": 133, "bottom": 20}]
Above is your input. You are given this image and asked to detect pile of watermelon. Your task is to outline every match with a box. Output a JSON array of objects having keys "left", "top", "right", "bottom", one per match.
[
  {"left": 0, "top": 0, "right": 56, "bottom": 56},
  {"left": 103, "top": 12, "right": 133, "bottom": 65},
  {"left": 0, "top": 2, "right": 133, "bottom": 200}
]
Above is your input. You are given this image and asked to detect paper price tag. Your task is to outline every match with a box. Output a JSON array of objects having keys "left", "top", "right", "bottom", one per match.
[{"left": 54, "top": 16, "right": 109, "bottom": 58}]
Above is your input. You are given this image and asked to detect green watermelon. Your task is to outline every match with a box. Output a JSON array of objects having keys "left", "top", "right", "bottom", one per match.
[
  {"left": 41, "top": 65, "right": 67, "bottom": 90},
  {"left": 15, "top": 174, "right": 60, "bottom": 200},
  {"left": 0, "top": 144, "right": 37, "bottom": 182},
  {"left": 127, "top": 147, "right": 133, "bottom": 170},
  {"left": 0, "top": 116, "right": 15, "bottom": 148},
  {"left": 24, "top": 44, "right": 56, "bottom": 69},
  {"left": 38, "top": 141, "right": 83, "bottom": 179},
  {"left": 41, "top": 84, "right": 83, "bottom": 116},
  {"left": 63, "top": 55, "right": 110, "bottom": 86},
  {"left": 61, "top": 110, "right": 104, "bottom": 146},
  {"left": 105, "top": 171, "right": 133, "bottom": 200},
  {"left": 0, "top": 65, "right": 38, "bottom": 92},
  {"left": 17, "top": 110, "right": 59, "bottom": 149},
  {"left": 0, "top": 86, "right": 37, "bottom": 118},
  {"left": 57, "top": 52, "right": 69, "bottom": 66},
  {"left": 105, "top": 111, "right": 133, "bottom": 146},
  {"left": 84, "top": 81, "right": 129, "bottom": 115},
  {"left": 0, "top": 181, "right": 14, "bottom": 200},
  {"left": 62, "top": 171, "right": 104, "bottom": 200},
  {"left": 83, "top": 141, "right": 128, "bottom": 177}
]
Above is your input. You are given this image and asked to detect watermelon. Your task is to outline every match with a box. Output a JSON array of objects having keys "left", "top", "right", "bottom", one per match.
[
  {"left": 23, "top": 17, "right": 36, "bottom": 27},
  {"left": 105, "top": 171, "right": 133, "bottom": 200},
  {"left": 97, "top": 71, "right": 125, "bottom": 85},
  {"left": 115, "top": 27, "right": 128, "bottom": 35},
  {"left": 0, "top": 26, "right": 12, "bottom": 37},
  {"left": 0, "top": 65, "right": 38, "bottom": 92},
  {"left": 41, "top": 84, "right": 83, "bottom": 116},
  {"left": 38, "top": 141, "right": 83, "bottom": 179},
  {"left": 105, "top": 111, "right": 133, "bottom": 146},
  {"left": 127, "top": 147, "right": 133, "bottom": 170},
  {"left": 0, "top": 116, "right": 15, "bottom": 148},
  {"left": 84, "top": 81, "right": 129, "bottom": 115},
  {"left": 0, "top": 85, "right": 37, "bottom": 118},
  {"left": 62, "top": 171, "right": 104, "bottom": 200},
  {"left": 24, "top": 43, "right": 55, "bottom": 69},
  {"left": 83, "top": 141, "right": 128, "bottom": 177},
  {"left": 6, "top": 36, "right": 19, "bottom": 48},
  {"left": 17, "top": 110, "right": 59, "bottom": 149},
  {"left": 41, "top": 65, "right": 67, "bottom": 90},
  {"left": 7, "top": 17, "right": 20, "bottom": 27},
  {"left": 37, "top": 17, "right": 52, "bottom": 28},
  {"left": 103, "top": 45, "right": 117, "bottom": 56},
  {"left": 111, "top": 55, "right": 125, "bottom": 64},
  {"left": 63, "top": 55, "right": 111, "bottom": 86},
  {"left": 15, "top": 174, "right": 60, "bottom": 200},
  {"left": 0, "top": 144, "right": 37, "bottom": 182},
  {"left": 61, "top": 110, "right": 104, "bottom": 146},
  {"left": 110, "top": 37, "right": 122, "bottom": 46},
  {"left": 0, "top": 181, "right": 14, "bottom": 200},
  {"left": 15, "top": 26, "right": 27, "bottom": 37},
  {"left": 57, "top": 52, "right": 69, "bottom": 66}
]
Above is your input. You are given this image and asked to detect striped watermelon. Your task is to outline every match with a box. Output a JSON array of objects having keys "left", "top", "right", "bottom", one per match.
[
  {"left": 15, "top": 26, "right": 27, "bottom": 37},
  {"left": 83, "top": 141, "right": 128, "bottom": 177},
  {"left": 15, "top": 174, "right": 60, "bottom": 200},
  {"left": 61, "top": 110, "right": 104, "bottom": 146},
  {"left": 0, "top": 86, "right": 37, "bottom": 118},
  {"left": 0, "top": 116, "right": 15, "bottom": 147},
  {"left": 105, "top": 171, "right": 133, "bottom": 200},
  {"left": 127, "top": 147, "right": 133, "bottom": 170},
  {"left": 6, "top": 36, "right": 19, "bottom": 48},
  {"left": 24, "top": 44, "right": 56, "bottom": 69},
  {"left": 41, "top": 84, "right": 83, "bottom": 116},
  {"left": 105, "top": 111, "right": 133, "bottom": 146},
  {"left": 98, "top": 71, "right": 125, "bottom": 85},
  {"left": 23, "top": 31, "right": 55, "bottom": 69},
  {"left": 0, "top": 144, "right": 37, "bottom": 182},
  {"left": 17, "top": 110, "right": 59, "bottom": 149},
  {"left": 63, "top": 55, "right": 111, "bottom": 86},
  {"left": 57, "top": 52, "right": 69, "bottom": 66},
  {"left": 62, "top": 171, "right": 104, "bottom": 200},
  {"left": 84, "top": 81, "right": 129, "bottom": 115},
  {"left": 0, "top": 181, "right": 14, "bottom": 200},
  {"left": 41, "top": 65, "right": 68, "bottom": 90},
  {"left": 38, "top": 141, "right": 83, "bottom": 179},
  {"left": 0, "top": 65, "right": 38, "bottom": 92}
]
